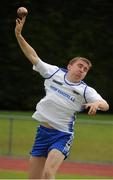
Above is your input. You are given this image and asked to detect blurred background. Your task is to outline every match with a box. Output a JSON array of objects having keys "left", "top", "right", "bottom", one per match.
[
  {"left": 0, "top": 0, "right": 113, "bottom": 178},
  {"left": 0, "top": 0, "right": 113, "bottom": 111}
]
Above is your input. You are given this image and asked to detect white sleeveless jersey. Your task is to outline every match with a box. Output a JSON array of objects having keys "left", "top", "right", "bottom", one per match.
[{"left": 32, "top": 58, "right": 106, "bottom": 134}]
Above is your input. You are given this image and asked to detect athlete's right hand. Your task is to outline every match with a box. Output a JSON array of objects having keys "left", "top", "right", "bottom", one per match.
[{"left": 15, "top": 16, "right": 26, "bottom": 37}]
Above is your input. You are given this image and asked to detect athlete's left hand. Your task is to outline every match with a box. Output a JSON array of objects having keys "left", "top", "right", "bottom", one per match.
[{"left": 83, "top": 102, "right": 100, "bottom": 115}]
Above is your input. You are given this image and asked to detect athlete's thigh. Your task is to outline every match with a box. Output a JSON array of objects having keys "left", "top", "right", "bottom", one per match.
[
  {"left": 44, "top": 149, "right": 65, "bottom": 173},
  {"left": 29, "top": 156, "right": 46, "bottom": 179}
]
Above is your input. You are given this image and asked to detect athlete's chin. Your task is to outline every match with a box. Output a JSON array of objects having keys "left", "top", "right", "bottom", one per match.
[{"left": 75, "top": 75, "right": 83, "bottom": 82}]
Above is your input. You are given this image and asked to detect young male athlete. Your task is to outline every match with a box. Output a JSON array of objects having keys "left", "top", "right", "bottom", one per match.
[{"left": 15, "top": 16, "right": 109, "bottom": 179}]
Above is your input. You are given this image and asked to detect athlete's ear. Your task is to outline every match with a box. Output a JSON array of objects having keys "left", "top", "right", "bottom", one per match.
[{"left": 67, "top": 64, "right": 72, "bottom": 70}]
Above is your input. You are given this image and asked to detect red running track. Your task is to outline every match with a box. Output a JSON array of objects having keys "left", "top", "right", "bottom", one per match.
[{"left": 0, "top": 156, "right": 113, "bottom": 178}]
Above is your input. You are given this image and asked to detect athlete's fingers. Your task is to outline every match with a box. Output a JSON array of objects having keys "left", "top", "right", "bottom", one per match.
[
  {"left": 21, "top": 16, "right": 26, "bottom": 23},
  {"left": 88, "top": 106, "right": 97, "bottom": 115},
  {"left": 83, "top": 103, "right": 90, "bottom": 109}
]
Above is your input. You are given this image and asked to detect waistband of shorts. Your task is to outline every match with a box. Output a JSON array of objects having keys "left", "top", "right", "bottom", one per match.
[
  {"left": 39, "top": 125, "right": 61, "bottom": 132},
  {"left": 39, "top": 125, "right": 72, "bottom": 136},
  {"left": 41, "top": 122, "right": 55, "bottom": 129}
]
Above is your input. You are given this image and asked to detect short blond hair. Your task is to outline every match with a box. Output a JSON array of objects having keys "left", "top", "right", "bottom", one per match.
[{"left": 68, "top": 57, "right": 92, "bottom": 69}]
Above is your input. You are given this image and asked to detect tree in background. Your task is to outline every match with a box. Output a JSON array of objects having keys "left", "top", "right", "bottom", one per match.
[{"left": 0, "top": 0, "right": 112, "bottom": 112}]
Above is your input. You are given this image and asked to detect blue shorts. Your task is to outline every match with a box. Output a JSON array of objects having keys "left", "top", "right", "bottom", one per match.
[{"left": 30, "top": 125, "right": 74, "bottom": 159}]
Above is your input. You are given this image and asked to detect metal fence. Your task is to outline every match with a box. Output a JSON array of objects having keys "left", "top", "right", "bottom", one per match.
[{"left": 0, "top": 114, "right": 34, "bottom": 156}]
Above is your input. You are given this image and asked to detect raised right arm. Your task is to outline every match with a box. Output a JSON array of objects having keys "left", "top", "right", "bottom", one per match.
[{"left": 15, "top": 17, "right": 38, "bottom": 65}]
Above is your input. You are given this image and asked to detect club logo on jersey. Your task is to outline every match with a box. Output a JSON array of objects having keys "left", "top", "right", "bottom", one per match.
[{"left": 50, "top": 85, "right": 75, "bottom": 102}]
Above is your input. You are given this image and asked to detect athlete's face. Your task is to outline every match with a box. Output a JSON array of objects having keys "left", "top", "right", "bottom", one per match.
[{"left": 67, "top": 60, "right": 89, "bottom": 83}]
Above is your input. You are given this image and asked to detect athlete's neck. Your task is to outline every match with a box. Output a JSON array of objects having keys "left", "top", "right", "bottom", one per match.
[{"left": 65, "top": 73, "right": 81, "bottom": 83}]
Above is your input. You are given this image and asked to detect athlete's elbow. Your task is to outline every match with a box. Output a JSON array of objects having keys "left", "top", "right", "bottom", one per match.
[
  {"left": 105, "top": 103, "right": 109, "bottom": 111},
  {"left": 101, "top": 102, "right": 109, "bottom": 111}
]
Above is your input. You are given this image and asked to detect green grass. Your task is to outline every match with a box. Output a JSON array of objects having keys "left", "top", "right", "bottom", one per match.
[
  {"left": 0, "top": 111, "right": 113, "bottom": 163},
  {"left": 0, "top": 169, "right": 112, "bottom": 179},
  {"left": 0, "top": 118, "right": 37, "bottom": 156},
  {"left": 70, "top": 122, "right": 113, "bottom": 162},
  {"left": 77, "top": 113, "right": 113, "bottom": 121}
]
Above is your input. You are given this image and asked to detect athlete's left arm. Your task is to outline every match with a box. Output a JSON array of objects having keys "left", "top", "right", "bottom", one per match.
[{"left": 84, "top": 86, "right": 109, "bottom": 115}]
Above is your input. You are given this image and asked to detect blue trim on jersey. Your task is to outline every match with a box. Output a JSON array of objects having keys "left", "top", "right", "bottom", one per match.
[
  {"left": 45, "top": 68, "right": 60, "bottom": 79},
  {"left": 81, "top": 80, "right": 87, "bottom": 85},
  {"left": 68, "top": 114, "right": 75, "bottom": 132},
  {"left": 84, "top": 85, "right": 88, "bottom": 103},
  {"left": 60, "top": 68, "right": 68, "bottom": 73}
]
